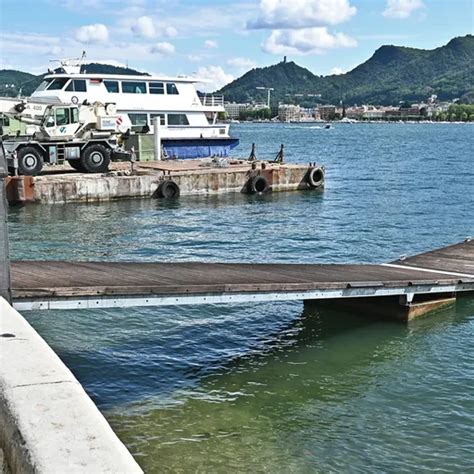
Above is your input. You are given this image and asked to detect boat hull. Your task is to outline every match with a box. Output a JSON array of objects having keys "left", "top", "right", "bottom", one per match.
[{"left": 162, "top": 137, "right": 239, "bottom": 159}]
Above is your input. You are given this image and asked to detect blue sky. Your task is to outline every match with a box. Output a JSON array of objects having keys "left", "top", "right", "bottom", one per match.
[{"left": 0, "top": 0, "right": 472, "bottom": 90}]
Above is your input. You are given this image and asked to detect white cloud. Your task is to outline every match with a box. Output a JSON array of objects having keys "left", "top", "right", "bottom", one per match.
[
  {"left": 188, "top": 54, "right": 202, "bottom": 62},
  {"left": 48, "top": 46, "right": 64, "bottom": 56},
  {"left": 164, "top": 26, "right": 178, "bottom": 37},
  {"left": 150, "top": 42, "right": 175, "bottom": 55},
  {"left": 75, "top": 24, "right": 109, "bottom": 43},
  {"left": 204, "top": 40, "right": 218, "bottom": 49},
  {"left": 227, "top": 57, "right": 257, "bottom": 69},
  {"left": 128, "top": 16, "right": 178, "bottom": 39},
  {"left": 131, "top": 16, "right": 156, "bottom": 38},
  {"left": 330, "top": 67, "right": 344, "bottom": 75},
  {"left": 248, "top": 0, "right": 356, "bottom": 29},
  {"left": 382, "top": 0, "right": 424, "bottom": 19},
  {"left": 263, "top": 27, "right": 357, "bottom": 55},
  {"left": 196, "top": 66, "right": 234, "bottom": 92}
]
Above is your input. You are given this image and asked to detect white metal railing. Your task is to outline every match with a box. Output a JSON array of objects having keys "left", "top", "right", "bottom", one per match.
[{"left": 199, "top": 95, "right": 224, "bottom": 107}]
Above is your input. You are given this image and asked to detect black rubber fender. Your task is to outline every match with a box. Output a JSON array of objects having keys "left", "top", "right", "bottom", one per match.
[
  {"left": 247, "top": 174, "right": 270, "bottom": 194},
  {"left": 156, "top": 179, "right": 180, "bottom": 199},
  {"left": 307, "top": 166, "right": 325, "bottom": 188}
]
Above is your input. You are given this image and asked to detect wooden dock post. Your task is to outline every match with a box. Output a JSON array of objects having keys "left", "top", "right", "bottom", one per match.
[{"left": 0, "top": 141, "right": 12, "bottom": 303}]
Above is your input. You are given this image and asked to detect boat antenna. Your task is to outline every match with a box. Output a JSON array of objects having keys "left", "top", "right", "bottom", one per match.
[{"left": 49, "top": 51, "right": 87, "bottom": 74}]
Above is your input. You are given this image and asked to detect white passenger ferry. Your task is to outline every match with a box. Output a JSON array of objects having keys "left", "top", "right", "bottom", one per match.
[{"left": 30, "top": 60, "right": 239, "bottom": 159}]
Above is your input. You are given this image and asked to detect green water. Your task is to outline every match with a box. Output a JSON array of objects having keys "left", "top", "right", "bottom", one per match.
[{"left": 105, "top": 300, "right": 473, "bottom": 472}]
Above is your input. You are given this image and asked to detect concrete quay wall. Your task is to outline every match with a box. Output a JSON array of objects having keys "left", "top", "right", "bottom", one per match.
[{"left": 0, "top": 297, "right": 142, "bottom": 473}]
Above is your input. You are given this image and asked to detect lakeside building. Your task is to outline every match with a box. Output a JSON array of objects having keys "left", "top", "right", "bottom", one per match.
[
  {"left": 224, "top": 102, "right": 251, "bottom": 119},
  {"left": 318, "top": 105, "right": 337, "bottom": 121},
  {"left": 278, "top": 104, "right": 302, "bottom": 121},
  {"left": 278, "top": 104, "right": 315, "bottom": 122},
  {"left": 385, "top": 105, "right": 421, "bottom": 120}
]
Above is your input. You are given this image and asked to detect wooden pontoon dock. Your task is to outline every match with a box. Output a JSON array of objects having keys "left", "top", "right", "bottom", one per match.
[{"left": 10, "top": 240, "right": 474, "bottom": 320}]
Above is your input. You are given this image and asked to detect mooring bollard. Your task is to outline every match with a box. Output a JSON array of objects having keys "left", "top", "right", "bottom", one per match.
[
  {"left": 248, "top": 143, "right": 257, "bottom": 161},
  {"left": 273, "top": 144, "right": 285, "bottom": 163}
]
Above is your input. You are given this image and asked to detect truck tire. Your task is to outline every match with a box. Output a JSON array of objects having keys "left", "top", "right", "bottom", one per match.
[
  {"left": 17, "top": 146, "right": 44, "bottom": 176},
  {"left": 68, "top": 160, "right": 86, "bottom": 172},
  {"left": 80, "top": 144, "right": 111, "bottom": 173}
]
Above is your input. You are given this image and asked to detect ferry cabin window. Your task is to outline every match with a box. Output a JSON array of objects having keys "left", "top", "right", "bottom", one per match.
[
  {"left": 166, "top": 83, "right": 179, "bottom": 95},
  {"left": 104, "top": 81, "right": 119, "bottom": 93},
  {"left": 47, "top": 78, "right": 69, "bottom": 90},
  {"left": 129, "top": 113, "right": 149, "bottom": 132},
  {"left": 150, "top": 113, "right": 165, "bottom": 126},
  {"left": 122, "top": 81, "right": 147, "bottom": 94},
  {"left": 149, "top": 82, "right": 164, "bottom": 94},
  {"left": 65, "top": 80, "right": 87, "bottom": 92},
  {"left": 167, "top": 114, "right": 189, "bottom": 126},
  {"left": 36, "top": 80, "right": 52, "bottom": 91}
]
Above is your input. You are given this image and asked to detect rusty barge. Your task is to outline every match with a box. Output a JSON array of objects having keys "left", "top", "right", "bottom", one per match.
[{"left": 4, "top": 157, "right": 325, "bottom": 204}]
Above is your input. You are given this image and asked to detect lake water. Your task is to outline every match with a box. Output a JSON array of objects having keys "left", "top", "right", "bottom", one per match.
[{"left": 8, "top": 123, "right": 474, "bottom": 472}]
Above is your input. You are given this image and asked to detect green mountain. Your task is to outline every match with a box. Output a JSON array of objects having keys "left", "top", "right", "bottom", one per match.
[
  {"left": 218, "top": 35, "right": 474, "bottom": 105},
  {"left": 0, "top": 63, "right": 147, "bottom": 97},
  {"left": 0, "top": 70, "right": 38, "bottom": 97}
]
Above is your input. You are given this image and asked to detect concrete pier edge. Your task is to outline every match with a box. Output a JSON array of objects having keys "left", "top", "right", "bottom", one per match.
[{"left": 0, "top": 297, "right": 142, "bottom": 473}]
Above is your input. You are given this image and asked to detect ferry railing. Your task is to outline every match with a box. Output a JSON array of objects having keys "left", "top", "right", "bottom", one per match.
[{"left": 199, "top": 95, "right": 224, "bottom": 107}]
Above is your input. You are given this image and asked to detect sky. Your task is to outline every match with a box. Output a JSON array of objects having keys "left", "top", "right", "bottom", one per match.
[{"left": 0, "top": 0, "right": 472, "bottom": 91}]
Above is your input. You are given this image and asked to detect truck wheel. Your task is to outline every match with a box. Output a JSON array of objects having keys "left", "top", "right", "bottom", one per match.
[
  {"left": 17, "top": 146, "right": 44, "bottom": 176},
  {"left": 68, "top": 160, "right": 86, "bottom": 172},
  {"left": 80, "top": 144, "right": 111, "bottom": 173}
]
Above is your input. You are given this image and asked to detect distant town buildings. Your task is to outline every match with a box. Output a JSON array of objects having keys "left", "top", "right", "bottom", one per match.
[{"left": 224, "top": 96, "right": 471, "bottom": 122}]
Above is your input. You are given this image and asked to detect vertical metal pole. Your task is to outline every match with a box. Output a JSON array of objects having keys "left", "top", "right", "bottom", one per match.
[
  {"left": 0, "top": 140, "right": 12, "bottom": 303},
  {"left": 153, "top": 117, "right": 161, "bottom": 161}
]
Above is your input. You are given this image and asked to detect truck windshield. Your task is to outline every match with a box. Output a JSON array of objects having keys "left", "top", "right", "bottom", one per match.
[
  {"left": 44, "top": 110, "right": 55, "bottom": 128},
  {"left": 47, "top": 78, "right": 69, "bottom": 90}
]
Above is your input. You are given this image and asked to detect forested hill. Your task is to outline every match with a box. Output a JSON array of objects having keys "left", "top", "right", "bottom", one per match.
[
  {"left": 0, "top": 63, "right": 147, "bottom": 97},
  {"left": 218, "top": 35, "right": 474, "bottom": 106}
]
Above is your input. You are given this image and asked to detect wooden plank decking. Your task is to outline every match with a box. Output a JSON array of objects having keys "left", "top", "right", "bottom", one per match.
[{"left": 10, "top": 240, "right": 474, "bottom": 310}]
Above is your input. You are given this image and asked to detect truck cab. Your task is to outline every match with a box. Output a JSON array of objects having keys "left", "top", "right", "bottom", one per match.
[{"left": 40, "top": 106, "right": 81, "bottom": 140}]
